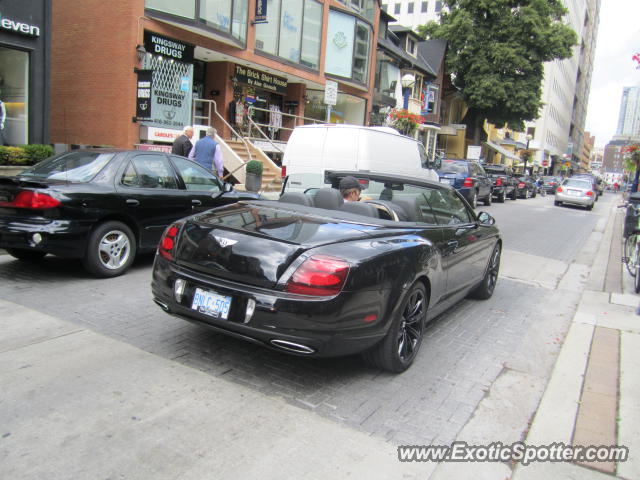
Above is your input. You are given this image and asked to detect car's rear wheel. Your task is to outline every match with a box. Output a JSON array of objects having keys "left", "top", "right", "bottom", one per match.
[
  {"left": 82, "top": 221, "right": 136, "bottom": 278},
  {"left": 554, "top": 200, "right": 561, "bottom": 206},
  {"left": 363, "top": 282, "right": 427, "bottom": 373},
  {"left": 469, "top": 243, "right": 501, "bottom": 300},
  {"left": 484, "top": 192, "right": 492, "bottom": 206},
  {"left": 510, "top": 189, "right": 517, "bottom": 201},
  {"left": 6, "top": 248, "right": 47, "bottom": 261},
  {"left": 586, "top": 204, "right": 593, "bottom": 211},
  {"left": 469, "top": 191, "right": 477, "bottom": 208},
  {"left": 498, "top": 190, "right": 506, "bottom": 203}
]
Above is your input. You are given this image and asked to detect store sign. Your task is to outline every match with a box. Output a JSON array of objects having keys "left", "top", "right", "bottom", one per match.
[
  {"left": 325, "top": 11, "right": 355, "bottom": 78},
  {"left": 0, "top": 15, "right": 40, "bottom": 37},
  {"left": 136, "top": 70, "right": 153, "bottom": 119},
  {"left": 255, "top": 0, "right": 268, "bottom": 23},
  {"left": 139, "top": 126, "right": 181, "bottom": 143},
  {"left": 234, "top": 65, "right": 287, "bottom": 94},
  {"left": 144, "top": 31, "right": 194, "bottom": 63}
]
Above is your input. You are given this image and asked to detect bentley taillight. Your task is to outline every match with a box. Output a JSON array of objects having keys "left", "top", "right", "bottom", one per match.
[
  {"left": 495, "top": 178, "right": 503, "bottom": 186},
  {"left": 518, "top": 182, "right": 525, "bottom": 189},
  {"left": 159, "top": 222, "right": 183, "bottom": 261},
  {"left": 285, "top": 255, "right": 350, "bottom": 296},
  {"left": 463, "top": 177, "right": 474, "bottom": 188}
]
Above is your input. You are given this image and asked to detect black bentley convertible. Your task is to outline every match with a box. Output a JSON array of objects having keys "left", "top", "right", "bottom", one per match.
[{"left": 151, "top": 171, "right": 501, "bottom": 372}]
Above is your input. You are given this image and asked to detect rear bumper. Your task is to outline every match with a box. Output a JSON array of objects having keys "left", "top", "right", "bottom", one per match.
[
  {"left": 151, "top": 256, "right": 391, "bottom": 358},
  {"left": 555, "top": 192, "right": 594, "bottom": 206},
  {"left": 0, "top": 217, "right": 90, "bottom": 257}
]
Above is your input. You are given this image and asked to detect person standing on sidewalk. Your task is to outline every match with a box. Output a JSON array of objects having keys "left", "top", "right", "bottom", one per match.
[
  {"left": 189, "top": 127, "right": 224, "bottom": 178},
  {"left": 171, "top": 126, "right": 194, "bottom": 157}
]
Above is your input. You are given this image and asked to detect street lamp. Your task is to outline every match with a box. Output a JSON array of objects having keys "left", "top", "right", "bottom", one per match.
[
  {"left": 401, "top": 73, "right": 415, "bottom": 110},
  {"left": 523, "top": 134, "right": 533, "bottom": 176}
]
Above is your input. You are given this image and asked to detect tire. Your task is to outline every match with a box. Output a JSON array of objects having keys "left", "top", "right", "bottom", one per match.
[
  {"left": 6, "top": 248, "right": 47, "bottom": 261},
  {"left": 554, "top": 200, "right": 561, "bottom": 206},
  {"left": 532, "top": 190, "right": 537, "bottom": 198},
  {"left": 469, "top": 243, "right": 501, "bottom": 300},
  {"left": 624, "top": 236, "right": 637, "bottom": 277},
  {"left": 484, "top": 192, "right": 492, "bottom": 206},
  {"left": 510, "top": 189, "right": 517, "bottom": 201},
  {"left": 82, "top": 221, "right": 136, "bottom": 278},
  {"left": 586, "top": 204, "right": 593, "bottom": 211},
  {"left": 635, "top": 245, "right": 640, "bottom": 293},
  {"left": 363, "top": 283, "right": 427, "bottom": 373},
  {"left": 470, "top": 191, "right": 477, "bottom": 209},
  {"left": 498, "top": 190, "right": 506, "bottom": 203}
]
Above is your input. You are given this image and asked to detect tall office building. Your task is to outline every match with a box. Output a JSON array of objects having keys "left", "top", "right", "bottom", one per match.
[
  {"left": 386, "top": 0, "right": 601, "bottom": 173},
  {"left": 616, "top": 87, "right": 640, "bottom": 137}
]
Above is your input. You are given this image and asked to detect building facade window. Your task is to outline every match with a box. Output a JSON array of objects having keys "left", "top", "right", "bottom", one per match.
[
  {"left": 305, "top": 89, "right": 366, "bottom": 124},
  {"left": 325, "top": 9, "right": 371, "bottom": 84},
  {"left": 408, "top": 2, "right": 414, "bottom": 14},
  {"left": 394, "top": 3, "right": 401, "bottom": 14},
  {"left": 407, "top": 38, "right": 416, "bottom": 55},
  {"left": 375, "top": 55, "right": 399, "bottom": 100},
  {"left": 435, "top": 0, "right": 442, "bottom": 12},
  {"left": 145, "top": 0, "right": 248, "bottom": 43},
  {"left": 336, "top": 0, "right": 376, "bottom": 23},
  {"left": 0, "top": 46, "right": 29, "bottom": 145},
  {"left": 255, "top": 0, "right": 322, "bottom": 70},
  {"left": 381, "top": 4, "right": 388, "bottom": 12},
  {"left": 421, "top": 1, "right": 428, "bottom": 13},
  {"left": 421, "top": 82, "right": 439, "bottom": 114}
]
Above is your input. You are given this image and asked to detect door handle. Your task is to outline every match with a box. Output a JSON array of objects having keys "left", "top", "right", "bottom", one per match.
[
  {"left": 191, "top": 199, "right": 202, "bottom": 206},
  {"left": 126, "top": 199, "right": 139, "bottom": 206}
]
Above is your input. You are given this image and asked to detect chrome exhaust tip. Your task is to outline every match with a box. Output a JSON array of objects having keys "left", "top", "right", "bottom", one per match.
[
  {"left": 269, "top": 339, "right": 315, "bottom": 355},
  {"left": 153, "top": 298, "right": 170, "bottom": 312}
]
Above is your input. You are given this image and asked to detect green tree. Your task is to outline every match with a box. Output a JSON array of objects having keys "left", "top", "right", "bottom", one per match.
[{"left": 418, "top": 0, "right": 577, "bottom": 139}]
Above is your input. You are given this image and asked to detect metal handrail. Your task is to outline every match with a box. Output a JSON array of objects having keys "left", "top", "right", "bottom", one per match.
[{"left": 193, "top": 99, "right": 253, "bottom": 180}]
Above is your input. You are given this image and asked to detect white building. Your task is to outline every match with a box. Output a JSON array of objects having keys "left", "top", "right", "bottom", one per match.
[
  {"left": 381, "top": 1, "right": 443, "bottom": 29},
  {"left": 616, "top": 86, "right": 640, "bottom": 137}
]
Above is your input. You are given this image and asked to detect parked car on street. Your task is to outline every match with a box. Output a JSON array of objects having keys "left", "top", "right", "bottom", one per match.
[
  {"left": 0, "top": 149, "right": 260, "bottom": 277},
  {"left": 152, "top": 171, "right": 502, "bottom": 373},
  {"left": 571, "top": 173, "right": 602, "bottom": 200},
  {"left": 554, "top": 178, "right": 596, "bottom": 210},
  {"left": 540, "top": 176, "right": 561, "bottom": 194},
  {"left": 437, "top": 159, "right": 493, "bottom": 208},
  {"left": 516, "top": 176, "right": 537, "bottom": 199},
  {"left": 483, "top": 164, "right": 518, "bottom": 202}
]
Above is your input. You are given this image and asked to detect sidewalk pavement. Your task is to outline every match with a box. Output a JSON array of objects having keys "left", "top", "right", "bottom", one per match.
[{"left": 1, "top": 194, "right": 638, "bottom": 479}]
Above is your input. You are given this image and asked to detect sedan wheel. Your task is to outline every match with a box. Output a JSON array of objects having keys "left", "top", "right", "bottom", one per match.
[
  {"left": 498, "top": 191, "right": 506, "bottom": 203},
  {"left": 470, "top": 191, "right": 477, "bottom": 208},
  {"left": 469, "top": 243, "right": 501, "bottom": 300},
  {"left": 484, "top": 192, "right": 492, "bottom": 206},
  {"left": 363, "top": 283, "right": 427, "bottom": 373},
  {"left": 83, "top": 221, "right": 137, "bottom": 277}
]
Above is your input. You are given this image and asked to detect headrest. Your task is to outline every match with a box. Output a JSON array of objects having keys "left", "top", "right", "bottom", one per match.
[
  {"left": 278, "top": 192, "right": 314, "bottom": 207},
  {"left": 392, "top": 197, "right": 421, "bottom": 222},
  {"left": 313, "top": 188, "right": 344, "bottom": 210},
  {"left": 339, "top": 201, "right": 379, "bottom": 218}
]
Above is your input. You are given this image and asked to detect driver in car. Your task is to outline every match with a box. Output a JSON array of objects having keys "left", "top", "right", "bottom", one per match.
[{"left": 339, "top": 176, "right": 363, "bottom": 202}]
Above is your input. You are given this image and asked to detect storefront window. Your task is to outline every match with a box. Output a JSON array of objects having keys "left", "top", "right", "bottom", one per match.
[
  {"left": 0, "top": 46, "right": 28, "bottom": 146},
  {"left": 325, "top": 10, "right": 371, "bottom": 84},
  {"left": 200, "top": 0, "right": 233, "bottom": 33},
  {"left": 146, "top": 0, "right": 196, "bottom": 19},
  {"left": 305, "top": 89, "right": 366, "bottom": 125},
  {"left": 376, "top": 58, "right": 399, "bottom": 99},
  {"left": 335, "top": 0, "right": 376, "bottom": 22},
  {"left": 255, "top": 0, "right": 321, "bottom": 70}
]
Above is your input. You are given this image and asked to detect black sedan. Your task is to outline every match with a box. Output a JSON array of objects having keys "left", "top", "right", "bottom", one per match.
[
  {"left": 516, "top": 176, "right": 537, "bottom": 199},
  {"left": 0, "top": 149, "right": 259, "bottom": 277},
  {"left": 152, "top": 171, "right": 501, "bottom": 373}
]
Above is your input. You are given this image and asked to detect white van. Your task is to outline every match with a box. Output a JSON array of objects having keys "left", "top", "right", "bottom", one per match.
[{"left": 281, "top": 124, "right": 440, "bottom": 192}]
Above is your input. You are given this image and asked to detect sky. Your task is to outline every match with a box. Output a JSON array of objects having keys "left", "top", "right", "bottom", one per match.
[{"left": 585, "top": 0, "right": 640, "bottom": 148}]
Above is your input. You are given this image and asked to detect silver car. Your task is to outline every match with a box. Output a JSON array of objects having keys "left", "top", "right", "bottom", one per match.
[{"left": 554, "top": 178, "right": 596, "bottom": 210}]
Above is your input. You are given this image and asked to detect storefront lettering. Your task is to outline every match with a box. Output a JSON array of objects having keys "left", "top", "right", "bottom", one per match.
[
  {"left": 234, "top": 65, "right": 288, "bottom": 94},
  {"left": 144, "top": 31, "right": 194, "bottom": 63},
  {"left": 0, "top": 16, "right": 40, "bottom": 37},
  {"left": 154, "top": 88, "right": 185, "bottom": 108}
]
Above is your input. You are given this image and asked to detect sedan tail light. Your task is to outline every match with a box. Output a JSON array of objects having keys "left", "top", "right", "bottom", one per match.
[
  {"left": 518, "top": 182, "right": 525, "bottom": 189},
  {"left": 586, "top": 191, "right": 593, "bottom": 196},
  {"left": 158, "top": 222, "right": 183, "bottom": 261},
  {"left": 556, "top": 186, "right": 563, "bottom": 193},
  {"left": 495, "top": 178, "right": 503, "bottom": 186},
  {"left": 463, "top": 177, "right": 474, "bottom": 188},
  {"left": 281, "top": 165, "right": 287, "bottom": 178},
  {"left": 285, "top": 255, "right": 350, "bottom": 296},
  {"left": 0, "top": 191, "right": 61, "bottom": 209}
]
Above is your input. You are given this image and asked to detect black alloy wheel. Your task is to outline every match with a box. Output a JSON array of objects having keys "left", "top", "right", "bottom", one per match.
[
  {"left": 469, "top": 243, "right": 501, "bottom": 300},
  {"left": 363, "top": 282, "right": 427, "bottom": 373},
  {"left": 82, "top": 221, "right": 137, "bottom": 278},
  {"left": 6, "top": 248, "right": 47, "bottom": 261}
]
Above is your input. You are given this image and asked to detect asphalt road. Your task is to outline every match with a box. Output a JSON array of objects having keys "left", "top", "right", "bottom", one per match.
[{"left": 0, "top": 191, "right": 614, "bottom": 446}]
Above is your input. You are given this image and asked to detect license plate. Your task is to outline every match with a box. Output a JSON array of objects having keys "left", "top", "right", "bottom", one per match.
[
  {"left": 191, "top": 288, "right": 232, "bottom": 319},
  {"left": 567, "top": 190, "right": 580, "bottom": 196},
  {"left": 440, "top": 178, "right": 453, "bottom": 185}
]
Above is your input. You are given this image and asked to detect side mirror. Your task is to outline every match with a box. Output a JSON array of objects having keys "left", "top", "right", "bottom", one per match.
[{"left": 477, "top": 211, "right": 495, "bottom": 226}]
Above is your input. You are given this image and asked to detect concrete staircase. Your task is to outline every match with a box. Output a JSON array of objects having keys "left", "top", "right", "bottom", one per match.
[{"left": 225, "top": 139, "right": 283, "bottom": 193}]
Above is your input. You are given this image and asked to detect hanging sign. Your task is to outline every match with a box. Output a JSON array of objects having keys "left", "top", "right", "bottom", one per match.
[
  {"left": 144, "top": 31, "right": 194, "bottom": 63},
  {"left": 324, "top": 80, "right": 338, "bottom": 106},
  {"left": 255, "top": 0, "right": 268, "bottom": 23},
  {"left": 136, "top": 70, "right": 153, "bottom": 119},
  {"left": 234, "top": 64, "right": 287, "bottom": 94}
]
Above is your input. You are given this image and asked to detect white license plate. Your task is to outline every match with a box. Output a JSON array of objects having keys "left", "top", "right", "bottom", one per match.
[
  {"left": 440, "top": 178, "right": 453, "bottom": 185},
  {"left": 567, "top": 190, "right": 581, "bottom": 196},
  {"left": 191, "top": 288, "right": 232, "bottom": 319}
]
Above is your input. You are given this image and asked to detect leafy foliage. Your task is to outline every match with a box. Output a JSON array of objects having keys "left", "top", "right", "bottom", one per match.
[
  {"left": 418, "top": 0, "right": 577, "bottom": 131},
  {"left": 390, "top": 109, "right": 424, "bottom": 136},
  {"left": 623, "top": 144, "right": 640, "bottom": 173},
  {"left": 245, "top": 160, "right": 263, "bottom": 175},
  {"left": 0, "top": 144, "right": 54, "bottom": 166}
]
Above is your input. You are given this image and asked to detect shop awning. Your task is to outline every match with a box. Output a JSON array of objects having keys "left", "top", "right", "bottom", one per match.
[{"left": 485, "top": 140, "right": 520, "bottom": 162}]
